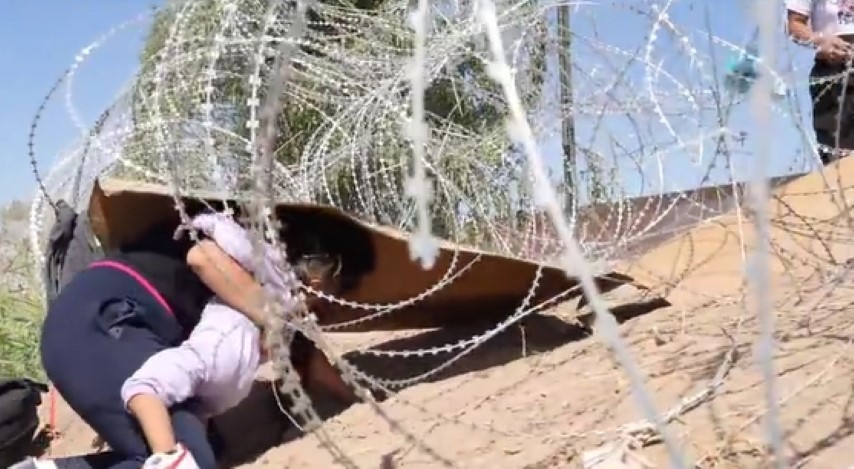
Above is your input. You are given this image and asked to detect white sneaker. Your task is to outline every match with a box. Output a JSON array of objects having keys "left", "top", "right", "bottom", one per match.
[
  {"left": 142, "top": 444, "right": 200, "bottom": 469},
  {"left": 8, "top": 458, "right": 58, "bottom": 469}
]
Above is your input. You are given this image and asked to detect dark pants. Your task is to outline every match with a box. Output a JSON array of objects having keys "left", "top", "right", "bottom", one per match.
[
  {"left": 810, "top": 48, "right": 854, "bottom": 165},
  {"left": 40, "top": 267, "right": 217, "bottom": 469}
]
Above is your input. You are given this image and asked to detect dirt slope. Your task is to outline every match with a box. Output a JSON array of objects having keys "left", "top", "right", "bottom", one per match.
[{"left": 39, "top": 159, "right": 854, "bottom": 468}]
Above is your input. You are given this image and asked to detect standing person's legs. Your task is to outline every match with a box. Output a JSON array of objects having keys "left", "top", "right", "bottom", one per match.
[
  {"left": 837, "top": 37, "right": 854, "bottom": 160},
  {"left": 809, "top": 58, "right": 854, "bottom": 165},
  {"left": 39, "top": 269, "right": 216, "bottom": 468},
  {"left": 810, "top": 59, "right": 845, "bottom": 165},
  {"left": 836, "top": 76, "right": 854, "bottom": 157}
]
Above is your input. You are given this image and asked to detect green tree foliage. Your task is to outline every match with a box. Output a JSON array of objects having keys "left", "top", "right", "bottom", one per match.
[
  {"left": 0, "top": 207, "right": 44, "bottom": 380},
  {"left": 125, "top": 0, "right": 549, "bottom": 232}
]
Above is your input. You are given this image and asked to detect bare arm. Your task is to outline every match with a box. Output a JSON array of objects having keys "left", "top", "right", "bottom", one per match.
[
  {"left": 127, "top": 394, "right": 177, "bottom": 454},
  {"left": 187, "top": 240, "right": 268, "bottom": 327},
  {"left": 121, "top": 341, "right": 207, "bottom": 453},
  {"left": 787, "top": 9, "right": 853, "bottom": 63}
]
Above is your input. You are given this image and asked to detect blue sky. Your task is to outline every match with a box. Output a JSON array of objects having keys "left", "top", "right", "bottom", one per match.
[
  {"left": 0, "top": 0, "right": 818, "bottom": 205},
  {"left": 0, "top": 1, "right": 161, "bottom": 204},
  {"left": 559, "top": 1, "right": 818, "bottom": 198}
]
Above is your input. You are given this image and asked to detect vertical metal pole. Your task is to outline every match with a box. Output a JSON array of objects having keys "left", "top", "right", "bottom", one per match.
[{"left": 557, "top": 3, "right": 577, "bottom": 213}]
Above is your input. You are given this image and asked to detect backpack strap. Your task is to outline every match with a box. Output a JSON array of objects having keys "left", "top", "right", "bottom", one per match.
[
  {"left": 43, "top": 201, "right": 77, "bottom": 307},
  {"left": 43, "top": 201, "right": 104, "bottom": 309}
]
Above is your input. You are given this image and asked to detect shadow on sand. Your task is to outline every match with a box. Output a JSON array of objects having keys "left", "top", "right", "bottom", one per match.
[{"left": 214, "top": 295, "right": 671, "bottom": 467}]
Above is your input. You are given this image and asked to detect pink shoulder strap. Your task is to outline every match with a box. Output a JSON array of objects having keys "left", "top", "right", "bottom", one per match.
[{"left": 89, "top": 260, "right": 175, "bottom": 317}]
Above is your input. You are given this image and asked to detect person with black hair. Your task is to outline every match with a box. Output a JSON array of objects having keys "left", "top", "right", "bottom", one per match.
[{"left": 14, "top": 215, "right": 354, "bottom": 469}]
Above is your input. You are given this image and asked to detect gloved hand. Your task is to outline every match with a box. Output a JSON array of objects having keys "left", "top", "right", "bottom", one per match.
[{"left": 142, "top": 443, "right": 200, "bottom": 469}]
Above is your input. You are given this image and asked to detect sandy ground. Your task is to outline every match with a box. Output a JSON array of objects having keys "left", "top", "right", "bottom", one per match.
[{"left": 36, "top": 159, "right": 854, "bottom": 468}]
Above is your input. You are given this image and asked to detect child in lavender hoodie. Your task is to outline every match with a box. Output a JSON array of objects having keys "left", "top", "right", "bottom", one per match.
[
  {"left": 12, "top": 214, "right": 342, "bottom": 469},
  {"left": 122, "top": 214, "right": 299, "bottom": 469},
  {"left": 122, "top": 299, "right": 263, "bottom": 469}
]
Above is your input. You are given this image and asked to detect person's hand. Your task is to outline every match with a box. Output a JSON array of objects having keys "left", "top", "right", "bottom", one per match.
[
  {"left": 815, "top": 34, "right": 853, "bottom": 64},
  {"left": 186, "top": 213, "right": 299, "bottom": 294}
]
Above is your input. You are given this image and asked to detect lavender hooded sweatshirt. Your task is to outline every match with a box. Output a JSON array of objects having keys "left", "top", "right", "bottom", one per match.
[{"left": 120, "top": 214, "right": 297, "bottom": 418}]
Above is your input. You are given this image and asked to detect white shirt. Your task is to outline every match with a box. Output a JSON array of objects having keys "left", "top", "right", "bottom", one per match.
[{"left": 787, "top": 0, "right": 854, "bottom": 36}]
